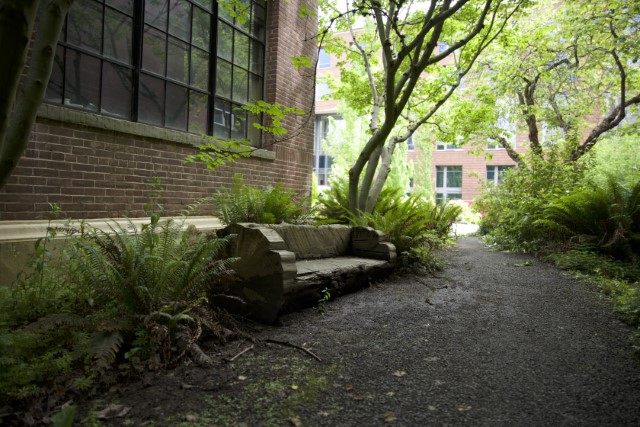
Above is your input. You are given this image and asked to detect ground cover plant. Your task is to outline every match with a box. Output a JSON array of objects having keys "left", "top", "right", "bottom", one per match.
[
  {"left": 316, "top": 177, "right": 461, "bottom": 270},
  {"left": 0, "top": 212, "right": 239, "bottom": 425},
  {"left": 214, "top": 174, "right": 311, "bottom": 225}
]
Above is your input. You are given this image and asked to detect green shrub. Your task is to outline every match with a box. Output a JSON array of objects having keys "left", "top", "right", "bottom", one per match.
[
  {"left": 315, "top": 177, "right": 461, "bottom": 267},
  {"left": 539, "top": 178, "right": 640, "bottom": 261},
  {"left": 474, "top": 151, "right": 585, "bottom": 252},
  {"left": 74, "top": 214, "right": 237, "bottom": 367},
  {"left": 0, "top": 213, "right": 238, "bottom": 422},
  {"left": 215, "top": 174, "right": 310, "bottom": 225}
]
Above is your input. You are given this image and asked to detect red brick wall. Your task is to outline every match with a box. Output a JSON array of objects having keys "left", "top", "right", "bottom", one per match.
[
  {"left": 431, "top": 134, "right": 529, "bottom": 203},
  {"left": 0, "top": 0, "right": 318, "bottom": 221}
]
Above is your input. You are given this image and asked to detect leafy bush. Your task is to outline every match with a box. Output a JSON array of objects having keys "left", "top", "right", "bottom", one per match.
[
  {"left": 316, "top": 177, "right": 461, "bottom": 267},
  {"left": 539, "top": 178, "right": 640, "bottom": 261},
  {"left": 474, "top": 151, "right": 585, "bottom": 252},
  {"left": 0, "top": 213, "right": 238, "bottom": 422},
  {"left": 215, "top": 174, "right": 310, "bottom": 225},
  {"left": 75, "top": 214, "right": 238, "bottom": 368}
]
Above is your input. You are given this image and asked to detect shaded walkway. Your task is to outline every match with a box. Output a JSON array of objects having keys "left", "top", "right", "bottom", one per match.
[
  {"left": 250, "top": 237, "right": 640, "bottom": 426},
  {"left": 95, "top": 237, "right": 640, "bottom": 426}
]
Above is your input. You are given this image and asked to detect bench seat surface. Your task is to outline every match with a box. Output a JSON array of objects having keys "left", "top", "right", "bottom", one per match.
[{"left": 296, "top": 256, "right": 389, "bottom": 276}]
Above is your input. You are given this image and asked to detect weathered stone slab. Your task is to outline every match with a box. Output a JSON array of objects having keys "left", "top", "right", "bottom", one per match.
[
  {"left": 266, "top": 224, "right": 351, "bottom": 259},
  {"left": 215, "top": 222, "right": 396, "bottom": 323}
]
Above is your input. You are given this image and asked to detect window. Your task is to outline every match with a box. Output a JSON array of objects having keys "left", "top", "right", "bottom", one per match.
[
  {"left": 436, "top": 141, "right": 463, "bottom": 150},
  {"left": 314, "top": 114, "right": 342, "bottom": 186},
  {"left": 45, "top": 0, "right": 266, "bottom": 144},
  {"left": 486, "top": 166, "right": 513, "bottom": 185},
  {"left": 318, "top": 48, "right": 331, "bottom": 68},
  {"left": 407, "top": 135, "right": 415, "bottom": 151},
  {"left": 315, "top": 82, "right": 331, "bottom": 101},
  {"left": 436, "top": 166, "right": 462, "bottom": 203}
]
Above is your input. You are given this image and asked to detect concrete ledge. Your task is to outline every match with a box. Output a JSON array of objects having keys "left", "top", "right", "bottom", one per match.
[
  {"left": 0, "top": 216, "right": 223, "bottom": 287},
  {"left": 38, "top": 104, "right": 276, "bottom": 161}
]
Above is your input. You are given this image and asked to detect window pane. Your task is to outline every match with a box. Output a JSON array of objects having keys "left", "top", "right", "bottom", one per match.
[
  {"left": 101, "top": 62, "right": 132, "bottom": 119},
  {"left": 251, "top": 39, "right": 263, "bottom": 75},
  {"left": 251, "top": 4, "right": 266, "bottom": 40},
  {"left": 487, "top": 167, "right": 495, "bottom": 182},
  {"left": 165, "top": 82, "right": 188, "bottom": 130},
  {"left": 231, "top": 106, "right": 247, "bottom": 140},
  {"left": 167, "top": 36, "right": 189, "bottom": 82},
  {"left": 214, "top": 98, "right": 231, "bottom": 138},
  {"left": 218, "top": 2, "right": 233, "bottom": 23},
  {"left": 192, "top": 6, "right": 210, "bottom": 51},
  {"left": 448, "top": 194, "right": 462, "bottom": 200},
  {"left": 142, "top": 26, "right": 167, "bottom": 75},
  {"left": 436, "top": 167, "right": 444, "bottom": 188},
  {"left": 67, "top": 0, "right": 103, "bottom": 54},
  {"left": 217, "top": 22, "right": 233, "bottom": 62},
  {"left": 249, "top": 73, "right": 262, "bottom": 101},
  {"left": 64, "top": 51, "right": 100, "bottom": 111},
  {"left": 106, "top": 0, "right": 133, "bottom": 15},
  {"left": 236, "top": 0, "right": 251, "bottom": 33},
  {"left": 247, "top": 114, "right": 261, "bottom": 145},
  {"left": 447, "top": 167, "right": 462, "bottom": 188},
  {"left": 104, "top": 8, "right": 133, "bottom": 64},
  {"left": 168, "top": 0, "right": 191, "bottom": 41},
  {"left": 145, "top": 0, "right": 168, "bottom": 29},
  {"left": 318, "top": 48, "right": 331, "bottom": 68},
  {"left": 192, "top": 0, "right": 212, "bottom": 12},
  {"left": 45, "top": 46, "right": 64, "bottom": 104},
  {"left": 216, "top": 60, "right": 232, "bottom": 98},
  {"left": 138, "top": 74, "right": 165, "bottom": 126},
  {"left": 232, "top": 67, "right": 248, "bottom": 103},
  {"left": 188, "top": 91, "right": 208, "bottom": 134},
  {"left": 191, "top": 47, "right": 210, "bottom": 90},
  {"left": 234, "top": 32, "right": 249, "bottom": 68}
]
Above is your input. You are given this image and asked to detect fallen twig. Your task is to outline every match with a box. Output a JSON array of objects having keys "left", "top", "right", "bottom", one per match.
[
  {"left": 264, "top": 339, "right": 322, "bottom": 362},
  {"left": 227, "top": 345, "right": 255, "bottom": 362}
]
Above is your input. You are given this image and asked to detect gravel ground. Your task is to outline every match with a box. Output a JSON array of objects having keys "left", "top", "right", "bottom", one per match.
[{"left": 87, "top": 237, "right": 640, "bottom": 426}]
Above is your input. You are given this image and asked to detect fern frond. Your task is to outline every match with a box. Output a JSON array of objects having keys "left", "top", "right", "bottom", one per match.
[{"left": 90, "top": 331, "right": 124, "bottom": 372}]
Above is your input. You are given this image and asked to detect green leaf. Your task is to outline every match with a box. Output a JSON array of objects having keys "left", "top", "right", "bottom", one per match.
[{"left": 292, "top": 56, "right": 312, "bottom": 69}]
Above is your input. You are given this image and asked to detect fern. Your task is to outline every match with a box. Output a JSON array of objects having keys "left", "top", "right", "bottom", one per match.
[{"left": 214, "top": 173, "right": 309, "bottom": 225}]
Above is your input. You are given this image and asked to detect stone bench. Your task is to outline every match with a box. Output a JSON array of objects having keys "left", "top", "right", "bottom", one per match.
[{"left": 215, "top": 223, "right": 396, "bottom": 323}]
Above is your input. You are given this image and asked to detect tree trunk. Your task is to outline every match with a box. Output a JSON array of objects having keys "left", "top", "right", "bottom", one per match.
[
  {"left": 357, "top": 144, "right": 383, "bottom": 211},
  {"left": 0, "top": 0, "right": 39, "bottom": 163},
  {"left": 365, "top": 140, "right": 396, "bottom": 213},
  {"left": 0, "top": 0, "right": 73, "bottom": 190}
]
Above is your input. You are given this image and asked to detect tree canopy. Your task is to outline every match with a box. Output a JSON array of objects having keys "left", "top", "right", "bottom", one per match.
[{"left": 432, "top": 0, "right": 640, "bottom": 165}]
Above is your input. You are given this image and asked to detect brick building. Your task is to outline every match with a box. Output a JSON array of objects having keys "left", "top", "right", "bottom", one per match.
[{"left": 0, "top": 0, "right": 318, "bottom": 221}]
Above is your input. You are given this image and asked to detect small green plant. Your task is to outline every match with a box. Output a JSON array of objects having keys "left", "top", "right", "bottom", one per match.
[
  {"left": 316, "top": 288, "right": 332, "bottom": 314},
  {"left": 539, "top": 177, "right": 640, "bottom": 261},
  {"left": 214, "top": 174, "right": 310, "bottom": 225}
]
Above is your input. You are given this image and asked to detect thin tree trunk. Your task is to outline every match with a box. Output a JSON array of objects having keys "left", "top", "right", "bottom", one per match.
[
  {"left": 365, "top": 140, "right": 396, "bottom": 213},
  {"left": 0, "top": 0, "right": 73, "bottom": 190}
]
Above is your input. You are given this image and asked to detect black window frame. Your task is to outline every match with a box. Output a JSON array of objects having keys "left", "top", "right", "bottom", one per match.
[{"left": 44, "top": 0, "right": 267, "bottom": 146}]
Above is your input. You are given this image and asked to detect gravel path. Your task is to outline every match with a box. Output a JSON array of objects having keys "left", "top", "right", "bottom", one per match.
[
  {"left": 92, "top": 237, "right": 640, "bottom": 426},
  {"left": 241, "top": 237, "right": 640, "bottom": 426}
]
